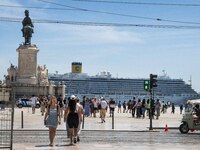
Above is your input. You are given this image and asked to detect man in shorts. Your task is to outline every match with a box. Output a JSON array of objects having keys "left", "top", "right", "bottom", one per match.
[
  {"left": 100, "top": 97, "right": 108, "bottom": 123},
  {"left": 30, "top": 95, "right": 37, "bottom": 114}
]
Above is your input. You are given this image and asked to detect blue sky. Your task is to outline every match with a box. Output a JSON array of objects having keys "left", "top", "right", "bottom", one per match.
[{"left": 0, "top": 0, "right": 200, "bottom": 92}]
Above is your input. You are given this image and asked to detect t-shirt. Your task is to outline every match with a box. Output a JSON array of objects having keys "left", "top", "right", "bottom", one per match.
[
  {"left": 30, "top": 96, "right": 37, "bottom": 106},
  {"left": 101, "top": 100, "right": 107, "bottom": 109},
  {"left": 93, "top": 101, "right": 98, "bottom": 108},
  {"left": 109, "top": 100, "right": 115, "bottom": 108}
]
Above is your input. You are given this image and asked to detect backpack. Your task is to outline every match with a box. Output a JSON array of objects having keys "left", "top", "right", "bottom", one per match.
[
  {"left": 59, "top": 100, "right": 63, "bottom": 107},
  {"left": 57, "top": 97, "right": 63, "bottom": 107}
]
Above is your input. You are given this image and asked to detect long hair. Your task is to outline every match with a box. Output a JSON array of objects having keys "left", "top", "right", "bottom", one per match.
[{"left": 68, "top": 99, "right": 76, "bottom": 113}]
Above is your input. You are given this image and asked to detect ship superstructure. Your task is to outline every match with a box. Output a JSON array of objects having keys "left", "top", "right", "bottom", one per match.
[{"left": 49, "top": 63, "right": 199, "bottom": 104}]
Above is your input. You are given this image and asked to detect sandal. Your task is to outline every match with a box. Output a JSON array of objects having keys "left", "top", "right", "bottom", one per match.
[
  {"left": 74, "top": 137, "right": 77, "bottom": 144},
  {"left": 77, "top": 136, "right": 80, "bottom": 142}
]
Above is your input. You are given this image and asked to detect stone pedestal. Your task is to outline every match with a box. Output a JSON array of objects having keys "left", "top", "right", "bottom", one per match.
[{"left": 16, "top": 44, "right": 39, "bottom": 84}]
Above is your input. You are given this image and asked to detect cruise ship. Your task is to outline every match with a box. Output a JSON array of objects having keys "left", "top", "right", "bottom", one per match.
[{"left": 49, "top": 62, "right": 199, "bottom": 104}]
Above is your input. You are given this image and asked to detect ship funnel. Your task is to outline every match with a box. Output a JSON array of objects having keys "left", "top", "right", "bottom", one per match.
[{"left": 72, "top": 62, "right": 82, "bottom": 73}]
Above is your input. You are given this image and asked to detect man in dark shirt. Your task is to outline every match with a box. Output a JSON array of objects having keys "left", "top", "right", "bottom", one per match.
[{"left": 109, "top": 98, "right": 115, "bottom": 117}]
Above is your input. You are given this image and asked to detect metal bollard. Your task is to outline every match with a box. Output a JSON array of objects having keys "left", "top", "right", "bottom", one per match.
[
  {"left": 112, "top": 110, "right": 114, "bottom": 129},
  {"left": 21, "top": 111, "right": 24, "bottom": 128},
  {"left": 82, "top": 115, "right": 85, "bottom": 129}
]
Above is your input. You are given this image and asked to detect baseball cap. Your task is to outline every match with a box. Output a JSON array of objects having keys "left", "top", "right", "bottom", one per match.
[{"left": 70, "top": 95, "right": 76, "bottom": 100}]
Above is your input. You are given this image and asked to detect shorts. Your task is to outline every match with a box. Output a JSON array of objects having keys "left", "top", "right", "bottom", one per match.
[
  {"left": 67, "top": 113, "right": 79, "bottom": 128},
  {"left": 110, "top": 108, "right": 114, "bottom": 111}
]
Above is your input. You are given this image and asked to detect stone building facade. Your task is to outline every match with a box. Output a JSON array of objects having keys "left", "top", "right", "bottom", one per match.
[{"left": 2, "top": 44, "right": 65, "bottom": 100}]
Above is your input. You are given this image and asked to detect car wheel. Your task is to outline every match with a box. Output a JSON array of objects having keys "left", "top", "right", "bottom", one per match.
[
  {"left": 36, "top": 104, "right": 40, "bottom": 108},
  {"left": 18, "top": 104, "right": 23, "bottom": 108},
  {"left": 179, "top": 123, "right": 189, "bottom": 134}
]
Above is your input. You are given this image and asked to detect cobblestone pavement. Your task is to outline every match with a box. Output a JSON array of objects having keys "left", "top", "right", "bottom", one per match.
[
  {"left": 5, "top": 107, "right": 200, "bottom": 149},
  {"left": 13, "top": 130, "right": 200, "bottom": 150},
  {"left": 13, "top": 107, "right": 182, "bottom": 130}
]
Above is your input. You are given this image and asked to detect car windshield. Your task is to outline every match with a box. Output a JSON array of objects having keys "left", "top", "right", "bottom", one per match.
[
  {"left": 185, "top": 102, "right": 200, "bottom": 113},
  {"left": 185, "top": 103, "right": 193, "bottom": 112}
]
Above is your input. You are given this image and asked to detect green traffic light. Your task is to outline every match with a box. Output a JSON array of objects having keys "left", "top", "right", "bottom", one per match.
[{"left": 144, "top": 80, "right": 150, "bottom": 91}]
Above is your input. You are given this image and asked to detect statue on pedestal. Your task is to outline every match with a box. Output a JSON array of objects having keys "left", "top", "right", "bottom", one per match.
[
  {"left": 21, "top": 10, "right": 34, "bottom": 45},
  {"left": 37, "top": 65, "right": 49, "bottom": 85}
]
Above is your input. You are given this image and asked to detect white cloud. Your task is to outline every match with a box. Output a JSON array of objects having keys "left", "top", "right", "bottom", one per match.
[
  {"left": 76, "top": 27, "right": 142, "bottom": 44},
  {"left": 0, "top": 0, "right": 22, "bottom": 17},
  {"left": 36, "top": 24, "right": 143, "bottom": 45},
  {"left": 0, "top": 0, "right": 51, "bottom": 20}
]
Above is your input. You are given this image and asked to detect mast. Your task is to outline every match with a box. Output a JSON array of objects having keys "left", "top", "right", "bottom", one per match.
[{"left": 188, "top": 75, "right": 192, "bottom": 87}]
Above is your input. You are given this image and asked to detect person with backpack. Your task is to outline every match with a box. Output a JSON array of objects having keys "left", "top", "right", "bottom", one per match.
[
  {"left": 44, "top": 96, "right": 61, "bottom": 147},
  {"left": 64, "top": 95, "right": 82, "bottom": 145}
]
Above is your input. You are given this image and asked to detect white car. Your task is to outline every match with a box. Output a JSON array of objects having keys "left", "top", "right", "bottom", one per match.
[{"left": 16, "top": 98, "right": 40, "bottom": 108}]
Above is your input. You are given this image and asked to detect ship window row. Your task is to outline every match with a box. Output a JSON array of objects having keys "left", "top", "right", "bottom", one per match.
[
  {"left": 66, "top": 82, "right": 193, "bottom": 90},
  {"left": 51, "top": 79, "right": 198, "bottom": 96},
  {"left": 66, "top": 87, "right": 198, "bottom": 95},
  {"left": 66, "top": 84, "right": 195, "bottom": 93}
]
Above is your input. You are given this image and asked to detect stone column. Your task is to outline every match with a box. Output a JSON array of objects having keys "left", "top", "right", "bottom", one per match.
[
  {"left": 61, "top": 81, "right": 66, "bottom": 97},
  {"left": 48, "top": 81, "right": 55, "bottom": 95},
  {"left": 16, "top": 44, "right": 39, "bottom": 84}
]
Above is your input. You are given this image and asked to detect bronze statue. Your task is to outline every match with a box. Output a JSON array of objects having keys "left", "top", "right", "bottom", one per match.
[{"left": 21, "top": 10, "right": 34, "bottom": 45}]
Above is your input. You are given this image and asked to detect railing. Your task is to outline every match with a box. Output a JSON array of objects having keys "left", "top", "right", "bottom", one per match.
[{"left": 0, "top": 91, "right": 14, "bottom": 150}]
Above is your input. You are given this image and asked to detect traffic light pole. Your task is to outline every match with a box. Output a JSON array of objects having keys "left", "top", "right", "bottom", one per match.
[
  {"left": 149, "top": 73, "right": 157, "bottom": 130},
  {"left": 149, "top": 89, "right": 153, "bottom": 130}
]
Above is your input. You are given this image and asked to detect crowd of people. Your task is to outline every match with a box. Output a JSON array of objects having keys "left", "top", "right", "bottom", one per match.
[
  {"left": 28, "top": 95, "right": 179, "bottom": 147},
  {"left": 82, "top": 97, "right": 171, "bottom": 120}
]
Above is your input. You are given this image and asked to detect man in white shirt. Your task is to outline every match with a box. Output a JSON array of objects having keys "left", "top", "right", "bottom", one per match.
[
  {"left": 100, "top": 98, "right": 107, "bottom": 123},
  {"left": 30, "top": 95, "right": 37, "bottom": 114}
]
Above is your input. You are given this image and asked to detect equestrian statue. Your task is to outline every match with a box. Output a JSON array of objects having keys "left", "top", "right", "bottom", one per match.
[{"left": 21, "top": 10, "right": 34, "bottom": 45}]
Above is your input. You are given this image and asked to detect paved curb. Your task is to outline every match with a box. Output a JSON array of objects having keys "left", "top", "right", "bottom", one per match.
[
  {"left": 2, "top": 129, "right": 160, "bottom": 132},
  {"left": 152, "top": 127, "right": 179, "bottom": 130}
]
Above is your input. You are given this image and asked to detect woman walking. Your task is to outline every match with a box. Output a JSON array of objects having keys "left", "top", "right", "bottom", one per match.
[
  {"left": 44, "top": 96, "right": 61, "bottom": 146},
  {"left": 64, "top": 95, "right": 82, "bottom": 145}
]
